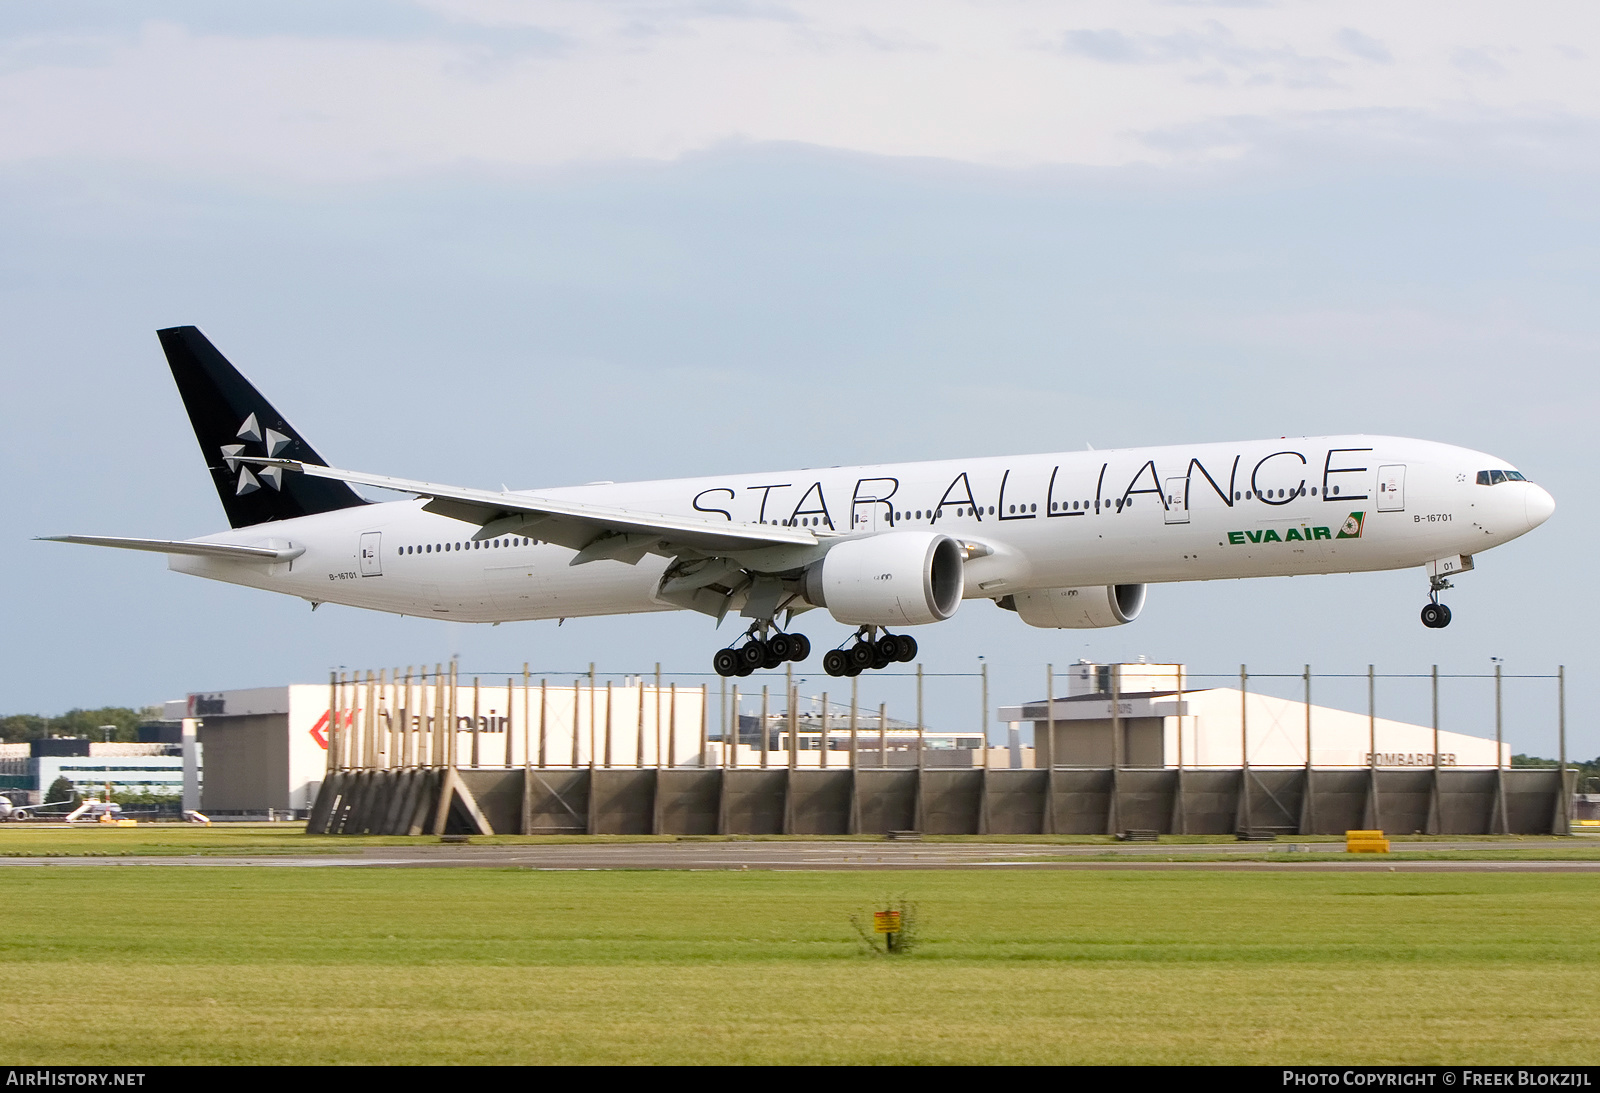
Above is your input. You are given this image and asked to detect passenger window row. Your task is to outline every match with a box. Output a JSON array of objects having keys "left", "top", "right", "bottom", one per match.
[{"left": 400, "top": 537, "right": 533, "bottom": 556}]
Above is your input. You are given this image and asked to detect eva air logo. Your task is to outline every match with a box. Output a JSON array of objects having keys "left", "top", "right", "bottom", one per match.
[{"left": 1226, "top": 513, "right": 1364, "bottom": 546}]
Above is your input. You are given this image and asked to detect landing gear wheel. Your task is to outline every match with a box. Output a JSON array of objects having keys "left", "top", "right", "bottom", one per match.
[
  {"left": 844, "top": 663, "right": 863, "bottom": 677},
  {"left": 712, "top": 648, "right": 740, "bottom": 677},
  {"left": 767, "top": 633, "right": 793, "bottom": 661},
  {"left": 740, "top": 640, "right": 766, "bottom": 669},
  {"left": 788, "top": 634, "right": 811, "bottom": 662},
  {"left": 895, "top": 634, "right": 917, "bottom": 662},
  {"left": 1420, "top": 603, "right": 1452, "bottom": 628},
  {"left": 877, "top": 635, "right": 902, "bottom": 662},
  {"left": 848, "top": 641, "right": 875, "bottom": 670},
  {"left": 871, "top": 648, "right": 891, "bottom": 671},
  {"left": 823, "top": 649, "right": 850, "bottom": 677},
  {"left": 761, "top": 644, "right": 785, "bottom": 670}
]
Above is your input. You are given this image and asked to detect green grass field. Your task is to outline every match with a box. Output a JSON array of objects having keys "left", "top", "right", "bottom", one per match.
[
  {"left": 2, "top": 823, "right": 1594, "bottom": 859},
  {"left": 1, "top": 867, "right": 1595, "bottom": 1064}
]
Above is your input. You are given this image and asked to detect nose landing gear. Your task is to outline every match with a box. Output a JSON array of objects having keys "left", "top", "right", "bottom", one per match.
[
  {"left": 822, "top": 627, "right": 917, "bottom": 676},
  {"left": 1421, "top": 576, "right": 1453, "bottom": 629}
]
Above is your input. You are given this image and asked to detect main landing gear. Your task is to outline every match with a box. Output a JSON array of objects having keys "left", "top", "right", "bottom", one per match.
[
  {"left": 821, "top": 627, "right": 917, "bottom": 677},
  {"left": 712, "top": 627, "right": 812, "bottom": 677},
  {"left": 1420, "top": 576, "right": 1453, "bottom": 629}
]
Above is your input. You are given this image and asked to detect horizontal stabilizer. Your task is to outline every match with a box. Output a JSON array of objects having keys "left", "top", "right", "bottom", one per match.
[{"left": 39, "top": 535, "right": 305, "bottom": 562}]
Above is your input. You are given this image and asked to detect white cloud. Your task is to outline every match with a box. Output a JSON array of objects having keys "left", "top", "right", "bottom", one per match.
[{"left": 0, "top": 2, "right": 1595, "bottom": 179}]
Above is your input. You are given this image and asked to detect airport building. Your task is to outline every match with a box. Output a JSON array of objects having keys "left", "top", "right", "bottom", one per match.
[
  {"left": 0, "top": 739, "right": 188, "bottom": 806},
  {"left": 999, "top": 662, "right": 1509, "bottom": 769},
  {"left": 160, "top": 678, "right": 710, "bottom": 816}
]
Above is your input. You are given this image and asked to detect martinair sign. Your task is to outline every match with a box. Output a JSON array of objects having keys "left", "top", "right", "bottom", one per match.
[{"left": 1226, "top": 512, "right": 1365, "bottom": 546}]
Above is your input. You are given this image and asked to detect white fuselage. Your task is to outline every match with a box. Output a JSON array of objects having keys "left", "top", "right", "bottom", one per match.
[{"left": 170, "top": 435, "right": 1553, "bottom": 625}]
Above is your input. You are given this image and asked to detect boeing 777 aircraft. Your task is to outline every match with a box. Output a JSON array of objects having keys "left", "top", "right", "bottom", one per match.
[{"left": 46, "top": 328, "right": 1555, "bottom": 677}]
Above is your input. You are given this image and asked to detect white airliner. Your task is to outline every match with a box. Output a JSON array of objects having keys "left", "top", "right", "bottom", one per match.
[{"left": 46, "top": 328, "right": 1555, "bottom": 677}]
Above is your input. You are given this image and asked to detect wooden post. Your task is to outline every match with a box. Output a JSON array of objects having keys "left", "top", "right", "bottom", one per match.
[
  {"left": 449, "top": 662, "right": 460, "bottom": 770},
  {"left": 654, "top": 663, "right": 663, "bottom": 770},
  {"left": 1238, "top": 663, "right": 1249, "bottom": 834},
  {"left": 637, "top": 674, "right": 647, "bottom": 768},
  {"left": 1112, "top": 664, "right": 1123, "bottom": 770},
  {"left": 436, "top": 664, "right": 447, "bottom": 769},
  {"left": 1493, "top": 660, "right": 1508, "bottom": 836},
  {"left": 1432, "top": 665, "right": 1440, "bottom": 772},
  {"left": 1238, "top": 665, "right": 1247, "bottom": 772},
  {"left": 1559, "top": 664, "right": 1569, "bottom": 832},
  {"left": 669, "top": 683, "right": 679, "bottom": 769},
  {"left": 471, "top": 677, "right": 481, "bottom": 769},
  {"left": 786, "top": 665, "right": 796, "bottom": 770},
  {"left": 1175, "top": 663, "right": 1185, "bottom": 769},
  {"left": 604, "top": 680, "right": 614, "bottom": 768},
  {"left": 1174, "top": 663, "right": 1186, "bottom": 834},
  {"left": 719, "top": 677, "right": 728, "bottom": 767},
  {"left": 1495, "top": 663, "right": 1504, "bottom": 770},
  {"left": 981, "top": 661, "right": 989, "bottom": 771},
  {"left": 1303, "top": 665, "right": 1313, "bottom": 771},
  {"left": 381, "top": 668, "right": 393, "bottom": 769},
  {"left": 588, "top": 664, "right": 597, "bottom": 770},
  {"left": 522, "top": 665, "right": 530, "bottom": 771},
  {"left": 760, "top": 686, "right": 769, "bottom": 769},
  {"left": 729, "top": 684, "right": 739, "bottom": 769},
  {"left": 363, "top": 671, "right": 377, "bottom": 771},
  {"left": 878, "top": 704, "right": 888, "bottom": 767},
  {"left": 537, "top": 679, "right": 548, "bottom": 769},
  {"left": 699, "top": 684, "right": 708, "bottom": 769},
  {"left": 849, "top": 675, "right": 859, "bottom": 769},
  {"left": 505, "top": 678, "right": 515, "bottom": 768},
  {"left": 403, "top": 668, "right": 415, "bottom": 769},
  {"left": 1368, "top": 665, "right": 1376, "bottom": 771},
  {"left": 1109, "top": 664, "right": 1122, "bottom": 835},
  {"left": 820, "top": 693, "right": 829, "bottom": 770},
  {"left": 1429, "top": 663, "right": 1442, "bottom": 834},
  {"left": 325, "top": 671, "right": 339, "bottom": 776},
  {"left": 571, "top": 680, "right": 581, "bottom": 768},
  {"left": 1302, "top": 663, "right": 1314, "bottom": 835},
  {"left": 916, "top": 664, "right": 925, "bottom": 772},
  {"left": 1044, "top": 663, "right": 1054, "bottom": 772},
  {"left": 1366, "top": 664, "right": 1379, "bottom": 830}
]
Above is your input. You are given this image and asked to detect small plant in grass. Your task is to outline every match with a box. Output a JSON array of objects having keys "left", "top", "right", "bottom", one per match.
[{"left": 850, "top": 896, "right": 919, "bottom": 956}]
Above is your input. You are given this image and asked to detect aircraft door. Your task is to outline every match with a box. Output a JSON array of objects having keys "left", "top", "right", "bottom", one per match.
[
  {"left": 1376, "top": 465, "right": 1406, "bottom": 512},
  {"left": 359, "top": 532, "right": 383, "bottom": 576},
  {"left": 851, "top": 479, "right": 897, "bottom": 533},
  {"left": 1163, "top": 477, "right": 1190, "bottom": 524}
]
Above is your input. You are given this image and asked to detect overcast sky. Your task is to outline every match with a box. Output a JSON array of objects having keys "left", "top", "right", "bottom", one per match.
[{"left": 2, "top": 1, "right": 1595, "bottom": 755}]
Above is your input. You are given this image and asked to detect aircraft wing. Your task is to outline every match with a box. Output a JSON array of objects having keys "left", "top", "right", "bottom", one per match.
[
  {"left": 38, "top": 535, "right": 306, "bottom": 562},
  {"left": 243, "top": 457, "right": 825, "bottom": 563}
]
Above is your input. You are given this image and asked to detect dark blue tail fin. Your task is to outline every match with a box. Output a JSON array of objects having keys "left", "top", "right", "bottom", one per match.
[{"left": 158, "top": 326, "right": 368, "bottom": 529}]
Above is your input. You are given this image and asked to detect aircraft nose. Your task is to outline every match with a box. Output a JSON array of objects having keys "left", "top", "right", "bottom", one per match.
[{"left": 1525, "top": 484, "right": 1555, "bottom": 529}]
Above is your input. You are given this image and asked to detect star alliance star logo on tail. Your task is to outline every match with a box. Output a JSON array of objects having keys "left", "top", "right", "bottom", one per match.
[{"left": 218, "top": 412, "right": 292, "bottom": 496}]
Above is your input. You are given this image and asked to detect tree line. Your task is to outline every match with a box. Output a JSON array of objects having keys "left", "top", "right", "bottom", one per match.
[{"left": 1, "top": 707, "right": 162, "bottom": 743}]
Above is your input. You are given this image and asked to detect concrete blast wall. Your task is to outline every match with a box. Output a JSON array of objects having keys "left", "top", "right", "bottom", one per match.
[{"left": 309, "top": 766, "right": 1571, "bottom": 837}]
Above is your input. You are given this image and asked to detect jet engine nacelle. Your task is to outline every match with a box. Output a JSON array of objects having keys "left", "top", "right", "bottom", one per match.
[
  {"left": 1001, "top": 584, "right": 1147, "bottom": 628},
  {"left": 803, "top": 532, "right": 964, "bottom": 626}
]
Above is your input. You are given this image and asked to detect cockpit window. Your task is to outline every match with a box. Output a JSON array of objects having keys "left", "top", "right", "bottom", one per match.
[{"left": 1477, "top": 469, "right": 1528, "bottom": 485}]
